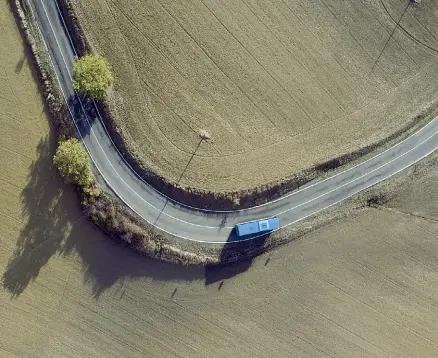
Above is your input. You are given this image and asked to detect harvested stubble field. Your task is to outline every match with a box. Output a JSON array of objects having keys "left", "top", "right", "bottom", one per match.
[
  {"left": 3, "top": 3, "right": 438, "bottom": 354},
  {"left": 3, "top": 4, "right": 438, "bottom": 356},
  {"left": 71, "top": 0, "right": 438, "bottom": 193}
]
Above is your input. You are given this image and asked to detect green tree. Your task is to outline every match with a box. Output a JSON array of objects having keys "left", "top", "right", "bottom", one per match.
[
  {"left": 72, "top": 54, "right": 113, "bottom": 99},
  {"left": 53, "top": 138, "right": 93, "bottom": 188}
]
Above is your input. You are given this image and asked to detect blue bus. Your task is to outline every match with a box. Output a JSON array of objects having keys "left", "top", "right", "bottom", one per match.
[{"left": 235, "top": 217, "right": 280, "bottom": 237}]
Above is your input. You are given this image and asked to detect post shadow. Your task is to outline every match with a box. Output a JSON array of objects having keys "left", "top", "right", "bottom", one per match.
[
  {"left": 15, "top": 55, "right": 25, "bottom": 73},
  {"left": 204, "top": 230, "right": 270, "bottom": 286}
]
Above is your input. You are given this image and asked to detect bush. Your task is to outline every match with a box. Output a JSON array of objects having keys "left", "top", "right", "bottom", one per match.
[
  {"left": 72, "top": 54, "right": 113, "bottom": 99},
  {"left": 366, "top": 192, "right": 389, "bottom": 207},
  {"left": 53, "top": 138, "right": 93, "bottom": 188}
]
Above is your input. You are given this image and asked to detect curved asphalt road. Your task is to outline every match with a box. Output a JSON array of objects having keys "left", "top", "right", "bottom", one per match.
[{"left": 28, "top": 0, "right": 438, "bottom": 243}]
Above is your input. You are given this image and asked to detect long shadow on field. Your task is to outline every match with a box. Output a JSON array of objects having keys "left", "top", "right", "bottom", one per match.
[
  {"left": 1, "top": 131, "right": 203, "bottom": 298},
  {"left": 205, "top": 233, "right": 269, "bottom": 286},
  {"left": 2, "top": 136, "right": 76, "bottom": 297},
  {"left": 0, "top": 122, "right": 260, "bottom": 298},
  {"left": 62, "top": 223, "right": 205, "bottom": 299}
]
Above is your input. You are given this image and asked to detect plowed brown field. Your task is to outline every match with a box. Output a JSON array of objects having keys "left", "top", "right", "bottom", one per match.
[
  {"left": 71, "top": 0, "right": 438, "bottom": 192},
  {"left": 3, "top": 2, "right": 438, "bottom": 356}
]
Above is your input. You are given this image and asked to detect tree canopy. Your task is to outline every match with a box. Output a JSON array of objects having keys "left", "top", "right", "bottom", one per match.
[
  {"left": 53, "top": 138, "right": 93, "bottom": 188},
  {"left": 72, "top": 54, "right": 113, "bottom": 99}
]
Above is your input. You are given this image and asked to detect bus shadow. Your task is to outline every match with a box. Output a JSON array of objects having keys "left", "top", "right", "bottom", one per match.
[{"left": 205, "top": 231, "right": 270, "bottom": 286}]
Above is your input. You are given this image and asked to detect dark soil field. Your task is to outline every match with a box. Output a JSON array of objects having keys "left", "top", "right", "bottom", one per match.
[{"left": 71, "top": 0, "right": 438, "bottom": 193}]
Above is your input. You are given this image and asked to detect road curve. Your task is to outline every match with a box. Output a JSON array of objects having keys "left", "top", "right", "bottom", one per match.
[{"left": 28, "top": 0, "right": 438, "bottom": 243}]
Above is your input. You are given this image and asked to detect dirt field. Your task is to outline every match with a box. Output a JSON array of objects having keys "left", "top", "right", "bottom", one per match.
[
  {"left": 2, "top": 3, "right": 438, "bottom": 354},
  {"left": 70, "top": 0, "right": 438, "bottom": 192},
  {"left": 3, "top": 3, "right": 438, "bottom": 355}
]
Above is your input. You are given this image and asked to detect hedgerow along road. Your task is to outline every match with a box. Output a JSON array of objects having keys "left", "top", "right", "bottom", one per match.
[{"left": 30, "top": 0, "right": 438, "bottom": 243}]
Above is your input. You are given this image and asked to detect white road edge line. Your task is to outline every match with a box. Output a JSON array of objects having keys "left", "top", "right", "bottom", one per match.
[
  {"left": 37, "top": 0, "right": 228, "bottom": 230},
  {"left": 28, "top": 1, "right": 228, "bottom": 240},
  {"left": 27, "top": 0, "right": 438, "bottom": 243},
  {"left": 41, "top": 0, "right": 438, "bottom": 221},
  {"left": 52, "top": 0, "right": 438, "bottom": 214}
]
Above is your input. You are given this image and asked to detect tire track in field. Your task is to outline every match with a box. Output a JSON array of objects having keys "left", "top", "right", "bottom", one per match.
[
  {"left": 200, "top": 0, "right": 318, "bottom": 128},
  {"left": 103, "top": 0, "right": 190, "bottom": 156},
  {"left": 278, "top": 0, "right": 368, "bottom": 107},
  {"left": 325, "top": 229, "right": 438, "bottom": 316},
  {"left": 114, "top": 0, "right": 263, "bottom": 150},
  {"left": 379, "top": 0, "right": 438, "bottom": 55},
  {"left": 189, "top": 300, "right": 285, "bottom": 357},
  {"left": 361, "top": 0, "right": 420, "bottom": 69},
  {"left": 0, "top": 62, "right": 23, "bottom": 116},
  {"left": 157, "top": 0, "right": 295, "bottom": 135},
  {"left": 291, "top": 282, "right": 393, "bottom": 358},
  {"left": 118, "top": 53, "right": 438, "bottom": 161},
  {"left": 149, "top": 299, "right": 228, "bottom": 358},
  {"left": 357, "top": 0, "right": 423, "bottom": 68},
  {"left": 71, "top": 313, "right": 158, "bottom": 357},
  {"left": 405, "top": 2, "right": 438, "bottom": 53},
  {"left": 103, "top": 0, "right": 205, "bottom": 158},
  {"left": 316, "top": 274, "right": 438, "bottom": 353},
  {"left": 108, "top": 0, "right": 255, "bottom": 152},
  {"left": 65, "top": 292, "right": 184, "bottom": 357},
  {"left": 413, "top": 220, "right": 438, "bottom": 238},
  {"left": 0, "top": 210, "right": 25, "bottom": 226},
  {"left": 317, "top": 0, "right": 394, "bottom": 87},
  {"left": 338, "top": 253, "right": 438, "bottom": 311},
  {"left": 140, "top": 79, "right": 224, "bottom": 157},
  {"left": 261, "top": 272, "right": 393, "bottom": 357},
  {"left": 111, "top": 297, "right": 206, "bottom": 357},
  {"left": 323, "top": 0, "right": 418, "bottom": 83},
  {"left": 319, "top": 0, "right": 402, "bottom": 85},
  {"left": 103, "top": 0, "right": 208, "bottom": 159},
  {"left": 220, "top": 298, "right": 337, "bottom": 357},
  {"left": 106, "top": 1, "right": 228, "bottom": 159},
  {"left": 170, "top": 301, "right": 266, "bottom": 356},
  {"left": 385, "top": 240, "right": 438, "bottom": 279},
  {"left": 241, "top": 0, "right": 345, "bottom": 115}
]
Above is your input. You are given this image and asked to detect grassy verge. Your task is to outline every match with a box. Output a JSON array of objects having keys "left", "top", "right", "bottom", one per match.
[
  {"left": 8, "top": 0, "right": 73, "bottom": 138},
  {"left": 58, "top": 0, "right": 438, "bottom": 210},
  {"left": 11, "top": 0, "right": 233, "bottom": 265},
  {"left": 14, "top": 0, "right": 437, "bottom": 266}
]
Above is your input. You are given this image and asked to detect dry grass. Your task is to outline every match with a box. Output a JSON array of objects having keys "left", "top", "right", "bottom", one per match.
[{"left": 71, "top": 0, "right": 438, "bottom": 194}]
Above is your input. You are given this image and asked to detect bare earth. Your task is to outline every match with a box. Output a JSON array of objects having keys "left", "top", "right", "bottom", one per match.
[
  {"left": 71, "top": 0, "right": 438, "bottom": 192},
  {"left": 2, "top": 2, "right": 438, "bottom": 357}
]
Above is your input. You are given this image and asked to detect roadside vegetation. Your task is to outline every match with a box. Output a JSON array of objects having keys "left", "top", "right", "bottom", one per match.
[
  {"left": 3, "top": 4, "right": 438, "bottom": 357},
  {"left": 53, "top": 138, "right": 93, "bottom": 187},
  {"left": 68, "top": 0, "right": 438, "bottom": 208},
  {"left": 8, "top": 0, "right": 220, "bottom": 265},
  {"left": 72, "top": 54, "right": 113, "bottom": 99}
]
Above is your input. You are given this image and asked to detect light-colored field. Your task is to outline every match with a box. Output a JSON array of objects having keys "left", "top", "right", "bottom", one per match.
[
  {"left": 2, "top": 3, "right": 438, "bottom": 355},
  {"left": 3, "top": 2, "right": 438, "bottom": 354},
  {"left": 71, "top": 0, "right": 438, "bottom": 192}
]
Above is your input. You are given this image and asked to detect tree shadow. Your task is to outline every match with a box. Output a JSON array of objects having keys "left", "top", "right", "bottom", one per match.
[
  {"left": 68, "top": 94, "right": 97, "bottom": 137},
  {"left": 0, "top": 117, "right": 202, "bottom": 299},
  {"left": 2, "top": 135, "right": 75, "bottom": 297},
  {"left": 205, "top": 231, "right": 269, "bottom": 286},
  {"left": 0, "top": 121, "right": 264, "bottom": 298},
  {"left": 1, "top": 132, "right": 204, "bottom": 298}
]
